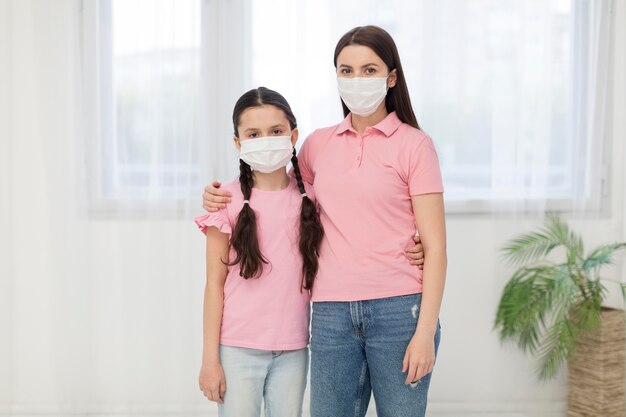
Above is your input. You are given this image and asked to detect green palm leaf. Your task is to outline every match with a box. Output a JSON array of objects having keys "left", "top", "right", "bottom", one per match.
[
  {"left": 536, "top": 308, "right": 577, "bottom": 380},
  {"left": 501, "top": 214, "right": 584, "bottom": 265},
  {"left": 583, "top": 243, "right": 626, "bottom": 272},
  {"left": 495, "top": 214, "right": 626, "bottom": 381},
  {"left": 502, "top": 232, "right": 561, "bottom": 265},
  {"left": 495, "top": 265, "right": 567, "bottom": 353}
]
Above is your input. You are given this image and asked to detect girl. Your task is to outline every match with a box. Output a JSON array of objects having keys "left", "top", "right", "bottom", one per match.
[
  {"left": 195, "top": 87, "right": 323, "bottom": 417},
  {"left": 203, "top": 26, "right": 446, "bottom": 417}
]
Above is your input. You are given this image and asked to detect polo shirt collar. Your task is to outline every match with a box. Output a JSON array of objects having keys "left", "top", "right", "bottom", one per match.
[
  {"left": 337, "top": 111, "right": 403, "bottom": 138},
  {"left": 337, "top": 113, "right": 354, "bottom": 135}
]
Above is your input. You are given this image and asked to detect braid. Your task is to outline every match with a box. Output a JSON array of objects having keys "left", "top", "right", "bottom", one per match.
[
  {"left": 291, "top": 149, "right": 306, "bottom": 194},
  {"left": 228, "top": 159, "right": 268, "bottom": 278},
  {"left": 291, "top": 149, "right": 324, "bottom": 290},
  {"left": 239, "top": 159, "right": 254, "bottom": 200}
]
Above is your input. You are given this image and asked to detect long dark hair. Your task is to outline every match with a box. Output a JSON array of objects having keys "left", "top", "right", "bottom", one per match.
[
  {"left": 333, "top": 25, "right": 420, "bottom": 130},
  {"left": 229, "top": 87, "right": 324, "bottom": 290}
]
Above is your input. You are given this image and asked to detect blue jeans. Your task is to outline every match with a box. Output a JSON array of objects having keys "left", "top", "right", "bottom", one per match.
[
  {"left": 218, "top": 345, "right": 308, "bottom": 417},
  {"left": 310, "top": 293, "right": 441, "bottom": 417}
]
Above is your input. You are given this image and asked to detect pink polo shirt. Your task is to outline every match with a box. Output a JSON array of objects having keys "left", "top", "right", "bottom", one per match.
[
  {"left": 297, "top": 111, "right": 443, "bottom": 302},
  {"left": 194, "top": 178, "right": 313, "bottom": 350}
]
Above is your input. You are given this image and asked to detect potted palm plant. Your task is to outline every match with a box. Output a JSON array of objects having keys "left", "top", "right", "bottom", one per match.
[{"left": 494, "top": 214, "right": 626, "bottom": 416}]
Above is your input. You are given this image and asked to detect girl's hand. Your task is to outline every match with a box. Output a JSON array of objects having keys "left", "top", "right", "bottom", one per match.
[
  {"left": 202, "top": 181, "right": 233, "bottom": 212},
  {"left": 199, "top": 362, "right": 227, "bottom": 403},
  {"left": 402, "top": 331, "right": 435, "bottom": 384},
  {"left": 404, "top": 234, "right": 425, "bottom": 270}
]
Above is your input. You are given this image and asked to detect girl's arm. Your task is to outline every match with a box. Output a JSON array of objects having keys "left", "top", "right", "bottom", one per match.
[
  {"left": 199, "top": 227, "right": 230, "bottom": 403},
  {"left": 402, "top": 192, "right": 447, "bottom": 384}
]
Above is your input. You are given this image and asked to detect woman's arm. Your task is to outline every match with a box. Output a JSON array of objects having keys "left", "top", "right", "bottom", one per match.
[
  {"left": 199, "top": 227, "right": 230, "bottom": 403},
  {"left": 402, "top": 192, "right": 447, "bottom": 384}
]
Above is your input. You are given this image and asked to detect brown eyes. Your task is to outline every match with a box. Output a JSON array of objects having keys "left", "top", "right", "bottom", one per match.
[
  {"left": 339, "top": 68, "right": 376, "bottom": 75},
  {"left": 247, "top": 130, "right": 282, "bottom": 138}
]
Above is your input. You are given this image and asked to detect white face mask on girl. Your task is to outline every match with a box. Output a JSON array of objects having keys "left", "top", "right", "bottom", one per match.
[
  {"left": 239, "top": 135, "right": 293, "bottom": 173},
  {"left": 336, "top": 75, "right": 389, "bottom": 117}
]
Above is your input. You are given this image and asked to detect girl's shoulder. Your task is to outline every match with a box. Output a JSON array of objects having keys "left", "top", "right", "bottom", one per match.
[
  {"left": 194, "top": 182, "right": 240, "bottom": 236},
  {"left": 219, "top": 181, "right": 245, "bottom": 218},
  {"left": 285, "top": 177, "right": 316, "bottom": 202},
  {"left": 220, "top": 180, "right": 244, "bottom": 198}
]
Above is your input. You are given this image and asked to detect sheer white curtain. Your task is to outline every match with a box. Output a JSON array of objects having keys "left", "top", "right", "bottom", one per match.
[
  {"left": 0, "top": 0, "right": 616, "bottom": 416},
  {"left": 79, "top": 0, "right": 251, "bottom": 217},
  {"left": 1, "top": 0, "right": 210, "bottom": 414},
  {"left": 249, "top": 0, "right": 613, "bottom": 215}
]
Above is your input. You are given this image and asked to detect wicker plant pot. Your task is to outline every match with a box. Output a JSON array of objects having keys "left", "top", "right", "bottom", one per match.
[{"left": 568, "top": 307, "right": 625, "bottom": 417}]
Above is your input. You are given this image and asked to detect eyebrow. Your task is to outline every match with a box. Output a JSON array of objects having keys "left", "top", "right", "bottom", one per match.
[
  {"left": 338, "top": 63, "right": 380, "bottom": 69},
  {"left": 243, "top": 124, "right": 287, "bottom": 133}
]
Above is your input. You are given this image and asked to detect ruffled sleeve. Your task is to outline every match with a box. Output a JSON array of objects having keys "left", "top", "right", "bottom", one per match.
[{"left": 194, "top": 210, "right": 232, "bottom": 236}]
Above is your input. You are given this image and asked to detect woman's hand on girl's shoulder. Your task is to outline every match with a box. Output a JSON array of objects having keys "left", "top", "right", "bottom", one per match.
[
  {"left": 199, "top": 362, "right": 227, "bottom": 404},
  {"left": 202, "top": 181, "right": 233, "bottom": 212}
]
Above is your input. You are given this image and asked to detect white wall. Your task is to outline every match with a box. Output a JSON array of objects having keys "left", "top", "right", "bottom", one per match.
[
  {"left": 0, "top": 0, "right": 624, "bottom": 416},
  {"left": 0, "top": 0, "right": 14, "bottom": 411}
]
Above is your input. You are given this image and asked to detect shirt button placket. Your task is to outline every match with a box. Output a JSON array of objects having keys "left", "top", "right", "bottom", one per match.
[{"left": 357, "top": 138, "right": 364, "bottom": 166}]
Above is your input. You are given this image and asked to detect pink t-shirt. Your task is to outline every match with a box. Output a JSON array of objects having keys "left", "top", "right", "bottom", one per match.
[
  {"left": 297, "top": 111, "right": 444, "bottom": 302},
  {"left": 194, "top": 177, "right": 313, "bottom": 350}
]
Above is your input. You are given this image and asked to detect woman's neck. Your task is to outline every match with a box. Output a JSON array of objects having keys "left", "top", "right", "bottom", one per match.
[
  {"left": 351, "top": 104, "right": 389, "bottom": 136},
  {"left": 252, "top": 168, "right": 290, "bottom": 191}
]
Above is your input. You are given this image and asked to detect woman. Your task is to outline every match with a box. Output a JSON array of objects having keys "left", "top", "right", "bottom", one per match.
[{"left": 202, "top": 25, "right": 446, "bottom": 417}]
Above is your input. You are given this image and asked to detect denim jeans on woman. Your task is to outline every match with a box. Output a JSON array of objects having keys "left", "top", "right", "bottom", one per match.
[{"left": 310, "top": 293, "right": 441, "bottom": 417}]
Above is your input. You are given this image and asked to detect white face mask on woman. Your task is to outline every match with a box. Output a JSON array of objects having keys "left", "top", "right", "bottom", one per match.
[
  {"left": 239, "top": 135, "right": 293, "bottom": 173},
  {"left": 336, "top": 75, "right": 389, "bottom": 117}
]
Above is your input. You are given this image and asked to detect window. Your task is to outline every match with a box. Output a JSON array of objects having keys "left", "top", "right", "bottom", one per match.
[
  {"left": 248, "top": 0, "right": 610, "bottom": 213},
  {"left": 82, "top": 0, "right": 204, "bottom": 213},
  {"left": 82, "top": 0, "right": 611, "bottom": 214}
]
